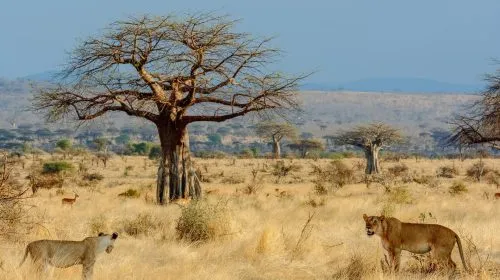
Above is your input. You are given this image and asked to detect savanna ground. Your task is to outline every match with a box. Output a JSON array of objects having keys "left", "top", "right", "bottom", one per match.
[{"left": 1, "top": 154, "right": 499, "bottom": 280}]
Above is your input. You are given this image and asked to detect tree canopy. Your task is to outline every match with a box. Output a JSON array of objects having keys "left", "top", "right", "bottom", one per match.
[{"left": 450, "top": 67, "right": 500, "bottom": 149}]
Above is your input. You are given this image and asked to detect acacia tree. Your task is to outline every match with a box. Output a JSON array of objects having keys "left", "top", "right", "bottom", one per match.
[
  {"left": 288, "top": 139, "right": 323, "bottom": 158},
  {"left": 334, "top": 123, "right": 402, "bottom": 174},
  {"left": 255, "top": 121, "right": 297, "bottom": 159},
  {"left": 450, "top": 67, "right": 500, "bottom": 150},
  {"left": 33, "top": 14, "right": 305, "bottom": 204}
]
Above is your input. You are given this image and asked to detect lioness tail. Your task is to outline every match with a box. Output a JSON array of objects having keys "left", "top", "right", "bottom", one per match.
[
  {"left": 18, "top": 245, "right": 29, "bottom": 268},
  {"left": 455, "top": 234, "right": 468, "bottom": 272}
]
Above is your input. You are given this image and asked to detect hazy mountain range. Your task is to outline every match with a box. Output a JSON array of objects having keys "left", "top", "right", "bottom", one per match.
[{"left": 16, "top": 71, "right": 483, "bottom": 94}]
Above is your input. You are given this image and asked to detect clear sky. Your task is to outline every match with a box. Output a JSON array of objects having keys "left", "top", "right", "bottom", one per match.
[{"left": 1, "top": 0, "right": 499, "bottom": 84}]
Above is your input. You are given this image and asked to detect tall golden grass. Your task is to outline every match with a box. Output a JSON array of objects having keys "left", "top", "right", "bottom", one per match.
[{"left": 1, "top": 156, "right": 499, "bottom": 279}]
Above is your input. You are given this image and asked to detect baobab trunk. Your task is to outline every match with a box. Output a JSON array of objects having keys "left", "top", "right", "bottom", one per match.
[
  {"left": 272, "top": 139, "right": 281, "bottom": 159},
  {"left": 364, "top": 146, "right": 380, "bottom": 174},
  {"left": 156, "top": 122, "right": 201, "bottom": 204}
]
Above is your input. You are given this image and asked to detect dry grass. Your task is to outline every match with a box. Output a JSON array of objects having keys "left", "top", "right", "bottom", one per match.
[{"left": 1, "top": 156, "right": 499, "bottom": 279}]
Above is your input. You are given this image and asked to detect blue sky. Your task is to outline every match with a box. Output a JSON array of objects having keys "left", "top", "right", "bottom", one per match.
[{"left": 1, "top": 0, "right": 499, "bottom": 84}]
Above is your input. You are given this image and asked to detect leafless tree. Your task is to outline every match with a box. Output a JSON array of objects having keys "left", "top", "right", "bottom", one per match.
[
  {"left": 450, "top": 67, "right": 500, "bottom": 150},
  {"left": 334, "top": 123, "right": 402, "bottom": 174},
  {"left": 255, "top": 121, "right": 297, "bottom": 159},
  {"left": 32, "top": 14, "right": 306, "bottom": 204}
]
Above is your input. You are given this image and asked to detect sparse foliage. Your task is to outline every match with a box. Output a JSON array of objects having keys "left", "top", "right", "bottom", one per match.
[
  {"left": 32, "top": 13, "right": 306, "bottom": 204},
  {"left": 333, "top": 122, "right": 403, "bottom": 174},
  {"left": 450, "top": 66, "right": 500, "bottom": 149},
  {"left": 255, "top": 122, "right": 297, "bottom": 159}
]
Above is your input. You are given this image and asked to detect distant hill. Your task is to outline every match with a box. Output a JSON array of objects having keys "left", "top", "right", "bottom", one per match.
[{"left": 302, "top": 77, "right": 482, "bottom": 94}]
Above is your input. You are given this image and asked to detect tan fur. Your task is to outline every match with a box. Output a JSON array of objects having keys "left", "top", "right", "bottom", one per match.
[
  {"left": 62, "top": 193, "right": 79, "bottom": 206},
  {"left": 362, "top": 214, "right": 467, "bottom": 272},
  {"left": 19, "top": 232, "right": 118, "bottom": 280}
]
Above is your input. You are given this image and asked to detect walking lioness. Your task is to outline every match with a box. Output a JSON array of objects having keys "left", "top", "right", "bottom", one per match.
[
  {"left": 19, "top": 232, "right": 118, "bottom": 280},
  {"left": 363, "top": 214, "right": 467, "bottom": 272}
]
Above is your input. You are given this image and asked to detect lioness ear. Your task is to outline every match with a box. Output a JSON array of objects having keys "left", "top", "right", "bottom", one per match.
[
  {"left": 363, "top": 214, "right": 368, "bottom": 221},
  {"left": 380, "top": 215, "right": 385, "bottom": 221},
  {"left": 98, "top": 232, "right": 105, "bottom": 236}
]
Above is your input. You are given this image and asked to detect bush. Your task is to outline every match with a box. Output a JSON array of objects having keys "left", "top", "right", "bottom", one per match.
[
  {"left": 83, "top": 173, "right": 104, "bottom": 181},
  {"left": 176, "top": 201, "right": 231, "bottom": 242},
  {"left": 312, "top": 161, "right": 355, "bottom": 193},
  {"left": 271, "top": 161, "right": 302, "bottom": 183},
  {"left": 148, "top": 145, "right": 162, "bottom": 160},
  {"left": 449, "top": 181, "right": 468, "bottom": 195},
  {"left": 466, "top": 161, "right": 492, "bottom": 182},
  {"left": 387, "top": 186, "right": 413, "bottom": 204},
  {"left": 118, "top": 188, "right": 141, "bottom": 198},
  {"left": 387, "top": 163, "right": 409, "bottom": 177},
  {"left": 121, "top": 213, "right": 160, "bottom": 237},
  {"left": 437, "top": 165, "right": 459, "bottom": 178},
  {"left": 88, "top": 215, "right": 108, "bottom": 235},
  {"left": 413, "top": 175, "right": 440, "bottom": 188},
  {"left": 29, "top": 174, "right": 64, "bottom": 191},
  {"left": 42, "top": 161, "right": 74, "bottom": 174}
]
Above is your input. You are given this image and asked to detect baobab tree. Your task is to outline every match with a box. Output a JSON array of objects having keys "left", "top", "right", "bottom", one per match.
[
  {"left": 33, "top": 14, "right": 305, "bottom": 204},
  {"left": 255, "top": 121, "right": 297, "bottom": 159},
  {"left": 450, "top": 67, "right": 500, "bottom": 150},
  {"left": 334, "top": 123, "right": 402, "bottom": 174}
]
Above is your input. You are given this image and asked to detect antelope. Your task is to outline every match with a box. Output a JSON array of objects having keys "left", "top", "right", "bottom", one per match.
[
  {"left": 495, "top": 193, "right": 500, "bottom": 199},
  {"left": 62, "top": 193, "right": 79, "bottom": 206}
]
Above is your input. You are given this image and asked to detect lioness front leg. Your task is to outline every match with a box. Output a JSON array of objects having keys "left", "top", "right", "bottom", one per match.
[
  {"left": 82, "top": 262, "right": 95, "bottom": 280},
  {"left": 386, "top": 248, "right": 401, "bottom": 272}
]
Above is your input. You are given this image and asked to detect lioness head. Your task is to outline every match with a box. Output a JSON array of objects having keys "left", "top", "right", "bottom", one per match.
[
  {"left": 98, "top": 232, "right": 119, "bottom": 253},
  {"left": 362, "top": 214, "right": 385, "bottom": 237}
]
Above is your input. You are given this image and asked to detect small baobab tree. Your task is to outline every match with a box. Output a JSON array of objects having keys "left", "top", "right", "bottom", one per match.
[
  {"left": 334, "top": 123, "right": 402, "bottom": 174},
  {"left": 32, "top": 14, "right": 306, "bottom": 204},
  {"left": 255, "top": 121, "right": 297, "bottom": 159},
  {"left": 450, "top": 66, "right": 500, "bottom": 150}
]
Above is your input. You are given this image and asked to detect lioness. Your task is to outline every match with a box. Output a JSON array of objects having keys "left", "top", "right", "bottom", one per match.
[
  {"left": 19, "top": 232, "right": 118, "bottom": 280},
  {"left": 363, "top": 214, "right": 467, "bottom": 272}
]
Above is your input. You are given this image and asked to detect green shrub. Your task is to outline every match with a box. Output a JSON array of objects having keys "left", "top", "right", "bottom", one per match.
[
  {"left": 148, "top": 145, "right": 162, "bottom": 160},
  {"left": 42, "top": 161, "right": 74, "bottom": 174},
  {"left": 176, "top": 201, "right": 231, "bottom": 242}
]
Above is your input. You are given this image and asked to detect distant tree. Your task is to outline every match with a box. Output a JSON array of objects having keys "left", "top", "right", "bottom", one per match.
[
  {"left": 130, "top": 142, "right": 154, "bottom": 155},
  {"left": 334, "top": 122, "right": 403, "bottom": 174},
  {"left": 207, "top": 133, "right": 222, "bottom": 148},
  {"left": 149, "top": 145, "right": 162, "bottom": 160},
  {"left": 288, "top": 139, "right": 324, "bottom": 158},
  {"left": 450, "top": 67, "right": 500, "bottom": 150},
  {"left": 93, "top": 138, "right": 110, "bottom": 153},
  {"left": 255, "top": 121, "right": 297, "bottom": 159},
  {"left": 300, "top": 132, "right": 314, "bottom": 140},
  {"left": 115, "top": 134, "right": 131, "bottom": 145},
  {"left": 32, "top": 14, "right": 305, "bottom": 204},
  {"left": 55, "top": 139, "right": 72, "bottom": 158}
]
